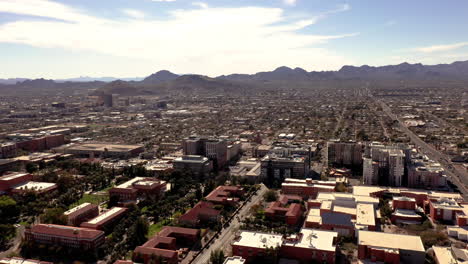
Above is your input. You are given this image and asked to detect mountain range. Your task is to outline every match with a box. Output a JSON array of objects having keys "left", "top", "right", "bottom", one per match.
[{"left": 1, "top": 60, "right": 468, "bottom": 96}]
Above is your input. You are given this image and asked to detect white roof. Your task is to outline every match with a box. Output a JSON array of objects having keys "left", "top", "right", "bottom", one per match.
[
  {"left": 13, "top": 181, "right": 56, "bottom": 191},
  {"left": 86, "top": 207, "right": 125, "bottom": 225},
  {"left": 223, "top": 256, "right": 246, "bottom": 264},
  {"left": 233, "top": 231, "right": 283, "bottom": 249},
  {"left": 356, "top": 203, "right": 376, "bottom": 226},
  {"left": 357, "top": 230, "right": 424, "bottom": 252},
  {"left": 64, "top": 202, "right": 92, "bottom": 215},
  {"left": 0, "top": 173, "right": 29, "bottom": 181},
  {"left": 283, "top": 228, "right": 338, "bottom": 252}
]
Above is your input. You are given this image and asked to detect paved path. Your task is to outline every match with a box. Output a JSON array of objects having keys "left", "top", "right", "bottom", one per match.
[{"left": 191, "top": 184, "right": 268, "bottom": 264}]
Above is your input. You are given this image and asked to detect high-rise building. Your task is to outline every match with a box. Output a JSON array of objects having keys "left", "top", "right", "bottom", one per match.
[
  {"left": 327, "top": 141, "right": 363, "bottom": 167},
  {"left": 181, "top": 137, "right": 227, "bottom": 169},
  {"left": 363, "top": 142, "right": 406, "bottom": 187}
]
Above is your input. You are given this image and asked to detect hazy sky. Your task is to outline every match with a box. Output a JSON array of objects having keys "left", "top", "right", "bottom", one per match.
[{"left": 1, "top": 0, "right": 468, "bottom": 78}]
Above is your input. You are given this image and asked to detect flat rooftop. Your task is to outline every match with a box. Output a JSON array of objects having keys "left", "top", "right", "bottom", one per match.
[
  {"left": 357, "top": 230, "right": 424, "bottom": 252},
  {"left": 283, "top": 228, "right": 337, "bottom": 252},
  {"left": 115, "top": 177, "right": 163, "bottom": 189},
  {"left": 353, "top": 185, "right": 462, "bottom": 200},
  {"left": 13, "top": 181, "right": 56, "bottom": 191},
  {"left": 0, "top": 172, "right": 29, "bottom": 181},
  {"left": 86, "top": 207, "right": 126, "bottom": 225},
  {"left": 232, "top": 231, "right": 283, "bottom": 249},
  {"left": 356, "top": 204, "right": 376, "bottom": 226},
  {"left": 63, "top": 143, "right": 143, "bottom": 152},
  {"left": 223, "top": 256, "right": 246, "bottom": 264},
  {"left": 64, "top": 203, "right": 92, "bottom": 216}
]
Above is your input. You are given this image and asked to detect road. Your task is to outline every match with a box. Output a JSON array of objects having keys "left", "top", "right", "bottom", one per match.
[
  {"left": 0, "top": 225, "right": 25, "bottom": 259},
  {"left": 191, "top": 184, "right": 268, "bottom": 264},
  {"left": 376, "top": 98, "right": 468, "bottom": 198}
]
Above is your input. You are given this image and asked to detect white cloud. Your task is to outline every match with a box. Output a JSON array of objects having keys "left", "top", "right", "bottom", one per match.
[
  {"left": 122, "top": 9, "right": 145, "bottom": 19},
  {"left": 151, "top": 0, "right": 176, "bottom": 2},
  {"left": 283, "top": 0, "right": 297, "bottom": 6},
  {"left": 192, "top": 2, "right": 208, "bottom": 9},
  {"left": 0, "top": 0, "right": 356, "bottom": 76},
  {"left": 414, "top": 42, "right": 468, "bottom": 53}
]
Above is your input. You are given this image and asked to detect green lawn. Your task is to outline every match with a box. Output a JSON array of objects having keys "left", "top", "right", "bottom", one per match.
[
  {"left": 147, "top": 222, "right": 165, "bottom": 238},
  {"left": 69, "top": 194, "right": 109, "bottom": 209}
]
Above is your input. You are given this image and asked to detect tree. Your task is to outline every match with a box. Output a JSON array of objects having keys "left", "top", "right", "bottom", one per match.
[
  {"left": 0, "top": 196, "right": 20, "bottom": 224},
  {"left": 264, "top": 190, "right": 278, "bottom": 202},
  {"left": 336, "top": 182, "right": 347, "bottom": 192},
  {"left": 209, "top": 249, "right": 225, "bottom": 264},
  {"left": 41, "top": 208, "right": 67, "bottom": 225},
  {"left": 26, "top": 163, "right": 39, "bottom": 173}
]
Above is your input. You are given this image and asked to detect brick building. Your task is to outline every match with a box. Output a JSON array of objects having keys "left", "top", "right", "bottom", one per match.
[
  {"left": 109, "top": 177, "right": 167, "bottom": 202},
  {"left": 281, "top": 178, "right": 335, "bottom": 199},
  {"left": 178, "top": 201, "right": 221, "bottom": 227},
  {"left": 265, "top": 195, "right": 304, "bottom": 226},
  {"left": 64, "top": 203, "right": 99, "bottom": 226},
  {"left": 205, "top": 185, "right": 244, "bottom": 206},
  {"left": 357, "top": 230, "right": 425, "bottom": 264},
  {"left": 25, "top": 224, "right": 105, "bottom": 251},
  {"left": 0, "top": 172, "right": 57, "bottom": 195},
  {"left": 81, "top": 207, "right": 127, "bottom": 230},
  {"left": 231, "top": 229, "right": 338, "bottom": 264},
  {"left": 391, "top": 196, "right": 423, "bottom": 224},
  {"left": 133, "top": 226, "right": 199, "bottom": 264}
]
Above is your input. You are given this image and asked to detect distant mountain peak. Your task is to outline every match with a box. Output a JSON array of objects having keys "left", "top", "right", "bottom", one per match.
[{"left": 142, "top": 70, "right": 179, "bottom": 84}]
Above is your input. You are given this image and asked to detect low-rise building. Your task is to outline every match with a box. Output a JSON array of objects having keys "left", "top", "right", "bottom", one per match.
[
  {"left": 81, "top": 207, "right": 127, "bottom": 230},
  {"left": 281, "top": 178, "right": 335, "bottom": 199},
  {"left": 305, "top": 192, "right": 379, "bottom": 236},
  {"left": 0, "top": 257, "right": 52, "bottom": 264},
  {"left": 25, "top": 224, "right": 105, "bottom": 251},
  {"left": 178, "top": 201, "right": 221, "bottom": 227},
  {"left": 232, "top": 231, "right": 283, "bottom": 262},
  {"left": 281, "top": 229, "right": 338, "bottom": 264},
  {"left": 133, "top": 226, "right": 199, "bottom": 264},
  {"left": 54, "top": 142, "right": 144, "bottom": 159},
  {"left": 0, "top": 159, "right": 20, "bottom": 174},
  {"left": 109, "top": 177, "right": 167, "bottom": 202},
  {"left": 0, "top": 172, "right": 57, "bottom": 195},
  {"left": 431, "top": 246, "right": 468, "bottom": 264},
  {"left": 223, "top": 256, "right": 246, "bottom": 264},
  {"left": 265, "top": 195, "right": 303, "bottom": 226},
  {"left": 64, "top": 203, "right": 99, "bottom": 226},
  {"left": 173, "top": 155, "right": 212, "bottom": 176},
  {"left": 357, "top": 230, "right": 425, "bottom": 264},
  {"left": 232, "top": 229, "right": 338, "bottom": 264},
  {"left": 205, "top": 185, "right": 244, "bottom": 206}
]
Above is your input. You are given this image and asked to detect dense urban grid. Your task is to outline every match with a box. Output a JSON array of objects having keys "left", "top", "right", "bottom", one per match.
[{"left": 0, "top": 67, "right": 467, "bottom": 264}]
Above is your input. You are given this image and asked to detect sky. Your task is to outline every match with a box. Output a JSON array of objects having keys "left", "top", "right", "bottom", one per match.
[{"left": 1, "top": 0, "right": 468, "bottom": 79}]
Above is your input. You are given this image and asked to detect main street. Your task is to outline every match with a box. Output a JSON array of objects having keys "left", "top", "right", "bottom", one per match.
[
  {"left": 190, "top": 184, "right": 268, "bottom": 264},
  {"left": 375, "top": 97, "right": 468, "bottom": 198}
]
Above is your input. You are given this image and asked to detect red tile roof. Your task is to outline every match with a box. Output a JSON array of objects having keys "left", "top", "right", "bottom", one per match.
[
  {"left": 134, "top": 246, "right": 178, "bottom": 259},
  {"left": 158, "top": 226, "right": 200, "bottom": 238},
  {"left": 205, "top": 186, "right": 242, "bottom": 203},
  {"left": 179, "top": 201, "right": 220, "bottom": 223}
]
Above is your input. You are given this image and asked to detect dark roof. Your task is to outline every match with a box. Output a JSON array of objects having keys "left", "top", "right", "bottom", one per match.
[{"left": 321, "top": 212, "right": 353, "bottom": 227}]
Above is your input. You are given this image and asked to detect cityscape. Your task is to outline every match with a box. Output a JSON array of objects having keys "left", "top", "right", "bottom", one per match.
[{"left": 1, "top": 1, "right": 468, "bottom": 264}]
